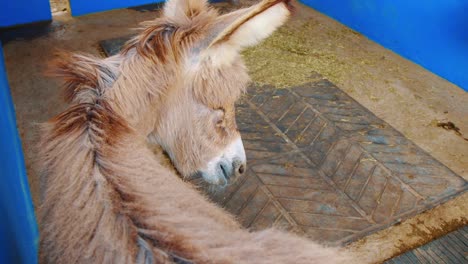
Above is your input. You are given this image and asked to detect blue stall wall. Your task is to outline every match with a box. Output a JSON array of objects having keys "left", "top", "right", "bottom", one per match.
[
  {"left": 69, "top": 0, "right": 164, "bottom": 16},
  {"left": 0, "top": 43, "right": 39, "bottom": 263},
  {"left": 301, "top": 0, "right": 468, "bottom": 91},
  {"left": 0, "top": 0, "right": 51, "bottom": 27}
]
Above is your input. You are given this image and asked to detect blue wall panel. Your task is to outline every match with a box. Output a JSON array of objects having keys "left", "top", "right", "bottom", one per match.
[
  {"left": 301, "top": 0, "right": 468, "bottom": 91},
  {"left": 69, "top": 0, "right": 164, "bottom": 16},
  {"left": 0, "top": 0, "right": 51, "bottom": 27},
  {"left": 0, "top": 43, "right": 39, "bottom": 263}
]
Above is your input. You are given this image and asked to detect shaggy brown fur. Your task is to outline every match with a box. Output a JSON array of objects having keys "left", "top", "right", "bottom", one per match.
[{"left": 39, "top": 0, "right": 352, "bottom": 263}]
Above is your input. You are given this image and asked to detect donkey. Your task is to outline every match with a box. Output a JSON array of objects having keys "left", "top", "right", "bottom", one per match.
[{"left": 38, "top": 0, "right": 351, "bottom": 263}]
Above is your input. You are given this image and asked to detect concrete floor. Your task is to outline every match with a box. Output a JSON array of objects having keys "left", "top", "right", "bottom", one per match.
[{"left": 3, "top": 1, "right": 467, "bottom": 263}]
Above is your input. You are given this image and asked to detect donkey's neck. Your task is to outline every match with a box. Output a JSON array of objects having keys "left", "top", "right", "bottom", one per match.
[{"left": 105, "top": 52, "right": 176, "bottom": 135}]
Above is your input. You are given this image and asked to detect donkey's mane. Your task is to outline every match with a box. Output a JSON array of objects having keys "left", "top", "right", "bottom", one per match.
[
  {"left": 121, "top": 7, "right": 218, "bottom": 62},
  {"left": 48, "top": 52, "right": 120, "bottom": 103},
  {"left": 122, "top": 21, "right": 181, "bottom": 63}
]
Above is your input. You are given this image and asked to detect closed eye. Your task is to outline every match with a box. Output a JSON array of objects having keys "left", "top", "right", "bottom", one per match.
[
  {"left": 215, "top": 107, "right": 226, "bottom": 113},
  {"left": 213, "top": 107, "right": 226, "bottom": 127}
]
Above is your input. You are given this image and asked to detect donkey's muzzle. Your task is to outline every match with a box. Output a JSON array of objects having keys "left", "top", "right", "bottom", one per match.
[
  {"left": 198, "top": 137, "right": 247, "bottom": 186},
  {"left": 196, "top": 160, "right": 246, "bottom": 187},
  {"left": 219, "top": 159, "right": 246, "bottom": 183}
]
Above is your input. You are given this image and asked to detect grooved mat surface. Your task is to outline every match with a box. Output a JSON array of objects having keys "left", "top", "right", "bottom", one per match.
[
  {"left": 100, "top": 41, "right": 467, "bottom": 245},
  {"left": 205, "top": 81, "right": 466, "bottom": 245}
]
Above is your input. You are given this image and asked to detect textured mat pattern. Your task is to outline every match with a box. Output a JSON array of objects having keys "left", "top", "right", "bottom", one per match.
[
  {"left": 100, "top": 40, "right": 467, "bottom": 245},
  {"left": 206, "top": 81, "right": 466, "bottom": 245},
  {"left": 385, "top": 226, "right": 467, "bottom": 263}
]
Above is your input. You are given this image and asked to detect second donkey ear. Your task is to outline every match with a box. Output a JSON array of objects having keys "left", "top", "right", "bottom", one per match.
[
  {"left": 164, "top": 0, "right": 209, "bottom": 22},
  {"left": 203, "top": 0, "right": 293, "bottom": 65}
]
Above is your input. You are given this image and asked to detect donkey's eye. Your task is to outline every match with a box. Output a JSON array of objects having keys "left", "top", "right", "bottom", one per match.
[{"left": 213, "top": 108, "right": 225, "bottom": 127}]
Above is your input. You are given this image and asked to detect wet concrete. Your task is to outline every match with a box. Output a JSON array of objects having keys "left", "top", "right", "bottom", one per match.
[{"left": 3, "top": 1, "right": 467, "bottom": 263}]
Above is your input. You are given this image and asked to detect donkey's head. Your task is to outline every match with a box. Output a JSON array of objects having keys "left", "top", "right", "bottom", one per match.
[{"left": 125, "top": 0, "right": 293, "bottom": 186}]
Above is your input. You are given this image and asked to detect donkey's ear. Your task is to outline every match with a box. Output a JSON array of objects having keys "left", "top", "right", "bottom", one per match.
[
  {"left": 163, "top": 0, "right": 208, "bottom": 21},
  {"left": 204, "top": 0, "right": 293, "bottom": 64}
]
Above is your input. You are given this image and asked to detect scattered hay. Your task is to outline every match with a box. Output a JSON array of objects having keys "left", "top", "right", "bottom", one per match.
[{"left": 241, "top": 17, "right": 409, "bottom": 93}]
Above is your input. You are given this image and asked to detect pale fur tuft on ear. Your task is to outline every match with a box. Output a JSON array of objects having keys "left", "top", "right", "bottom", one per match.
[
  {"left": 203, "top": 0, "right": 292, "bottom": 66},
  {"left": 232, "top": 4, "right": 290, "bottom": 47},
  {"left": 211, "top": 1, "right": 291, "bottom": 48},
  {"left": 164, "top": 0, "right": 208, "bottom": 22}
]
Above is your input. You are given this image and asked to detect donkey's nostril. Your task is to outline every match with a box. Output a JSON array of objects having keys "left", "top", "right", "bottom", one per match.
[
  {"left": 238, "top": 164, "right": 245, "bottom": 174},
  {"left": 219, "top": 163, "right": 229, "bottom": 179}
]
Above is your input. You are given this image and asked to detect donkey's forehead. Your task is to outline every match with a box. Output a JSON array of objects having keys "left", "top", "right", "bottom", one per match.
[{"left": 189, "top": 56, "right": 250, "bottom": 108}]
